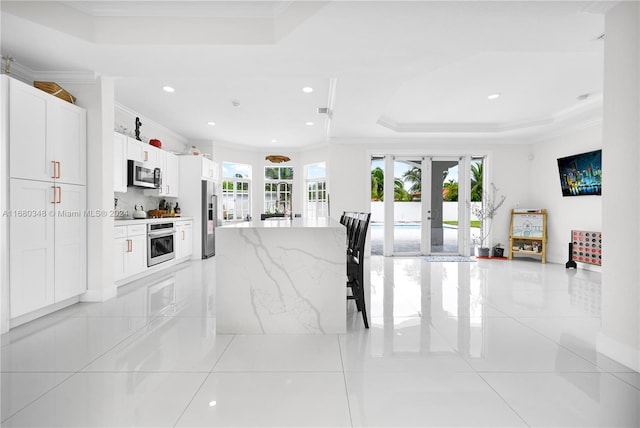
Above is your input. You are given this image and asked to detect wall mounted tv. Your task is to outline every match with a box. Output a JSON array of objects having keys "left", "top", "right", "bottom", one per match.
[{"left": 557, "top": 149, "right": 602, "bottom": 196}]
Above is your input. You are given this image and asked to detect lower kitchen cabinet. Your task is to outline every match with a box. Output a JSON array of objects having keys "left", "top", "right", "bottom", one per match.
[
  {"left": 114, "top": 224, "right": 147, "bottom": 282},
  {"left": 175, "top": 220, "right": 193, "bottom": 259},
  {"left": 9, "top": 179, "right": 87, "bottom": 318}
]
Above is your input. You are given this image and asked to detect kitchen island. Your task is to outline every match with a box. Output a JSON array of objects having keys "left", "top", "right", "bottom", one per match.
[{"left": 215, "top": 218, "right": 346, "bottom": 334}]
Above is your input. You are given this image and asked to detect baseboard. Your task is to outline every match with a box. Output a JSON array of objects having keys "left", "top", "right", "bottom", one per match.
[
  {"left": 9, "top": 296, "right": 80, "bottom": 329},
  {"left": 81, "top": 286, "right": 117, "bottom": 302},
  {"left": 597, "top": 333, "right": 640, "bottom": 372}
]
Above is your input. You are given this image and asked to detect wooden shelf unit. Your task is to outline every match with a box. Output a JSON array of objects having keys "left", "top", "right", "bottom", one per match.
[{"left": 508, "top": 209, "right": 547, "bottom": 263}]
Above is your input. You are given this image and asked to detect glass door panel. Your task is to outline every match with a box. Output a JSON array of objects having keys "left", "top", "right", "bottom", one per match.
[
  {"left": 393, "top": 158, "right": 422, "bottom": 254},
  {"left": 430, "top": 159, "right": 460, "bottom": 254}
]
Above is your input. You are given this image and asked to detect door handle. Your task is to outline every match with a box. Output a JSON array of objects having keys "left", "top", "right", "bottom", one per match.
[
  {"left": 127, "top": 239, "right": 132, "bottom": 252},
  {"left": 51, "top": 161, "right": 61, "bottom": 179},
  {"left": 182, "top": 230, "right": 185, "bottom": 240},
  {"left": 144, "top": 151, "right": 148, "bottom": 162},
  {"left": 57, "top": 186, "right": 62, "bottom": 204},
  {"left": 51, "top": 186, "right": 57, "bottom": 204}
]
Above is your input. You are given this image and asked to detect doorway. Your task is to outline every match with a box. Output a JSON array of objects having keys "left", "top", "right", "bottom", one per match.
[{"left": 371, "top": 155, "right": 479, "bottom": 256}]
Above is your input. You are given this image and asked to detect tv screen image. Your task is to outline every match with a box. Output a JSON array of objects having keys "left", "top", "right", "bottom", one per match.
[{"left": 557, "top": 149, "right": 602, "bottom": 196}]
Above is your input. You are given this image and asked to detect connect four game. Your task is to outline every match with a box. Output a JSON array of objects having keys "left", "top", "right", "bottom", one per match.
[{"left": 571, "top": 230, "right": 602, "bottom": 266}]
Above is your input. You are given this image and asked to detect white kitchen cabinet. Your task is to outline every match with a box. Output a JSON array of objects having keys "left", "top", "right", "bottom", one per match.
[
  {"left": 9, "top": 78, "right": 86, "bottom": 186},
  {"left": 127, "top": 137, "right": 160, "bottom": 168},
  {"left": 9, "top": 179, "right": 87, "bottom": 318},
  {"left": 53, "top": 183, "right": 87, "bottom": 302},
  {"left": 181, "top": 155, "right": 218, "bottom": 181},
  {"left": 202, "top": 157, "right": 218, "bottom": 180},
  {"left": 162, "top": 152, "right": 179, "bottom": 197},
  {"left": 114, "top": 224, "right": 147, "bottom": 282},
  {"left": 9, "top": 180, "right": 55, "bottom": 317},
  {"left": 175, "top": 220, "right": 193, "bottom": 260},
  {"left": 114, "top": 132, "right": 127, "bottom": 193}
]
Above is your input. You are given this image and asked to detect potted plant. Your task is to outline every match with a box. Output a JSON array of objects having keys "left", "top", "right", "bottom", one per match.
[
  {"left": 492, "top": 243, "right": 505, "bottom": 258},
  {"left": 471, "top": 183, "right": 506, "bottom": 257}
]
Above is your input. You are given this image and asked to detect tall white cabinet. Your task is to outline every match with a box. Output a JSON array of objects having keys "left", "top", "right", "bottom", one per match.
[{"left": 3, "top": 76, "right": 87, "bottom": 320}]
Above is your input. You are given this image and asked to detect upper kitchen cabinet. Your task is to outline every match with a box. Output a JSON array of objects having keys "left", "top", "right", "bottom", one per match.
[
  {"left": 9, "top": 78, "right": 86, "bottom": 185},
  {"left": 114, "top": 132, "right": 127, "bottom": 193},
  {"left": 160, "top": 151, "right": 179, "bottom": 197},
  {"left": 127, "top": 137, "right": 160, "bottom": 168},
  {"left": 202, "top": 157, "right": 219, "bottom": 181}
]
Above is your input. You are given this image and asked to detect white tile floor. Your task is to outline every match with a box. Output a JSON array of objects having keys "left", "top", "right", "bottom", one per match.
[{"left": 1, "top": 257, "right": 638, "bottom": 427}]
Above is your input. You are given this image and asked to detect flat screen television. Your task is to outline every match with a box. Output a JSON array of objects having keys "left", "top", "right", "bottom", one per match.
[{"left": 557, "top": 149, "right": 602, "bottom": 196}]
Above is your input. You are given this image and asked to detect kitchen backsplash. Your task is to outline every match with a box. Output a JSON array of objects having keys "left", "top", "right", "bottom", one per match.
[{"left": 115, "top": 188, "right": 177, "bottom": 219}]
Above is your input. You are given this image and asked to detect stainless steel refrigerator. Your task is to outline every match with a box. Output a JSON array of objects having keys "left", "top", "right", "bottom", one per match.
[{"left": 202, "top": 180, "right": 216, "bottom": 258}]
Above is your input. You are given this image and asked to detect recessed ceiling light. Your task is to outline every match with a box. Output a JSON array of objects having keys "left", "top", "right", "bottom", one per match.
[
  {"left": 302, "top": 86, "right": 313, "bottom": 93},
  {"left": 207, "top": 121, "right": 216, "bottom": 126},
  {"left": 487, "top": 93, "right": 501, "bottom": 100},
  {"left": 162, "top": 86, "right": 175, "bottom": 93},
  {"left": 271, "top": 139, "right": 278, "bottom": 143},
  {"left": 305, "top": 122, "right": 314, "bottom": 126}
]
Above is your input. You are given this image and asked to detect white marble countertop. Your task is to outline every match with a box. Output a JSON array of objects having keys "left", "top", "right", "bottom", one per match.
[
  {"left": 218, "top": 218, "right": 343, "bottom": 229},
  {"left": 114, "top": 217, "right": 193, "bottom": 226}
]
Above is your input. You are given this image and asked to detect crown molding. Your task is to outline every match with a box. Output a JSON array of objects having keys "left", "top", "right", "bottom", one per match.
[
  {"left": 0, "top": 61, "right": 97, "bottom": 85},
  {"left": 376, "top": 97, "right": 602, "bottom": 142},
  {"left": 581, "top": 1, "right": 621, "bottom": 15}
]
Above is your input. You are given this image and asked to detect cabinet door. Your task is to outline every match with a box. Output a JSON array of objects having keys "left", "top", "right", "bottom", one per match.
[
  {"left": 49, "top": 100, "right": 86, "bottom": 185},
  {"left": 9, "top": 179, "right": 55, "bottom": 317},
  {"left": 127, "top": 138, "right": 145, "bottom": 163},
  {"left": 126, "top": 234, "right": 147, "bottom": 276},
  {"left": 165, "top": 152, "right": 179, "bottom": 197},
  {"left": 114, "top": 133, "right": 128, "bottom": 193},
  {"left": 182, "top": 223, "right": 193, "bottom": 258},
  {"left": 114, "top": 237, "right": 128, "bottom": 281},
  {"left": 9, "top": 80, "right": 51, "bottom": 182},
  {"left": 157, "top": 150, "right": 168, "bottom": 196},
  {"left": 201, "top": 158, "right": 212, "bottom": 179},
  {"left": 54, "top": 184, "right": 87, "bottom": 302}
]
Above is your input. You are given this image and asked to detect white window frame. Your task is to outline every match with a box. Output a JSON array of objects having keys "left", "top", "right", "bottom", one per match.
[
  {"left": 222, "top": 162, "right": 252, "bottom": 222},
  {"left": 264, "top": 166, "right": 294, "bottom": 215},
  {"left": 305, "top": 162, "right": 328, "bottom": 219}
]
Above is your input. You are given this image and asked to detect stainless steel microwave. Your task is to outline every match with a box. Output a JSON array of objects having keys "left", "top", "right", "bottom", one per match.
[{"left": 128, "top": 160, "right": 161, "bottom": 189}]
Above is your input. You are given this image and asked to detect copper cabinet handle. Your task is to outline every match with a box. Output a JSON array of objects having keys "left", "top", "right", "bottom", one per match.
[
  {"left": 51, "top": 186, "right": 57, "bottom": 204},
  {"left": 51, "top": 161, "right": 60, "bottom": 179},
  {"left": 57, "top": 186, "right": 62, "bottom": 204},
  {"left": 127, "top": 239, "right": 132, "bottom": 253},
  {"left": 182, "top": 230, "right": 185, "bottom": 240}
]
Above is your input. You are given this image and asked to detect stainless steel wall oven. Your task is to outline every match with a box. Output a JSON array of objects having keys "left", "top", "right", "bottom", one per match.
[{"left": 147, "top": 222, "right": 175, "bottom": 267}]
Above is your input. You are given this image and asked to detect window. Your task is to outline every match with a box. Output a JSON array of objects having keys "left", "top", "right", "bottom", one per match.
[
  {"left": 305, "top": 162, "right": 328, "bottom": 218},
  {"left": 264, "top": 166, "right": 293, "bottom": 214},
  {"left": 222, "top": 162, "right": 251, "bottom": 222}
]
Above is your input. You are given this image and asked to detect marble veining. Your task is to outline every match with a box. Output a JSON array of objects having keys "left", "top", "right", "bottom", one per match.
[{"left": 216, "top": 220, "right": 346, "bottom": 334}]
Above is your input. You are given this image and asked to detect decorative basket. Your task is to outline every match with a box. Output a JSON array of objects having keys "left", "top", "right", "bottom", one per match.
[{"left": 34, "top": 81, "right": 77, "bottom": 104}]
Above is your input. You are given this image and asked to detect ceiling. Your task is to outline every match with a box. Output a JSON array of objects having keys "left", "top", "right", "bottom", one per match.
[{"left": 0, "top": 1, "right": 609, "bottom": 150}]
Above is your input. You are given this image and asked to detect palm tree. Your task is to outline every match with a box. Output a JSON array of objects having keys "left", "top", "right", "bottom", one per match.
[
  {"left": 471, "top": 162, "right": 483, "bottom": 202},
  {"left": 394, "top": 178, "right": 411, "bottom": 201},
  {"left": 402, "top": 167, "right": 421, "bottom": 194},
  {"left": 443, "top": 179, "right": 459, "bottom": 201},
  {"left": 371, "top": 167, "right": 384, "bottom": 201}
]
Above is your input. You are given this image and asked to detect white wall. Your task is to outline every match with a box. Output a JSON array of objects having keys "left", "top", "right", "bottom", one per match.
[
  {"left": 331, "top": 140, "right": 531, "bottom": 249},
  {"left": 209, "top": 144, "right": 330, "bottom": 221},
  {"left": 114, "top": 104, "right": 188, "bottom": 154},
  {"left": 529, "top": 125, "right": 602, "bottom": 265},
  {"left": 65, "top": 77, "right": 117, "bottom": 302},
  {"left": 600, "top": 1, "right": 639, "bottom": 371}
]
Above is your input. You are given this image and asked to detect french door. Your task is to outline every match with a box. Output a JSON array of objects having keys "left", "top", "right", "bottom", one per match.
[{"left": 378, "top": 156, "right": 472, "bottom": 256}]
